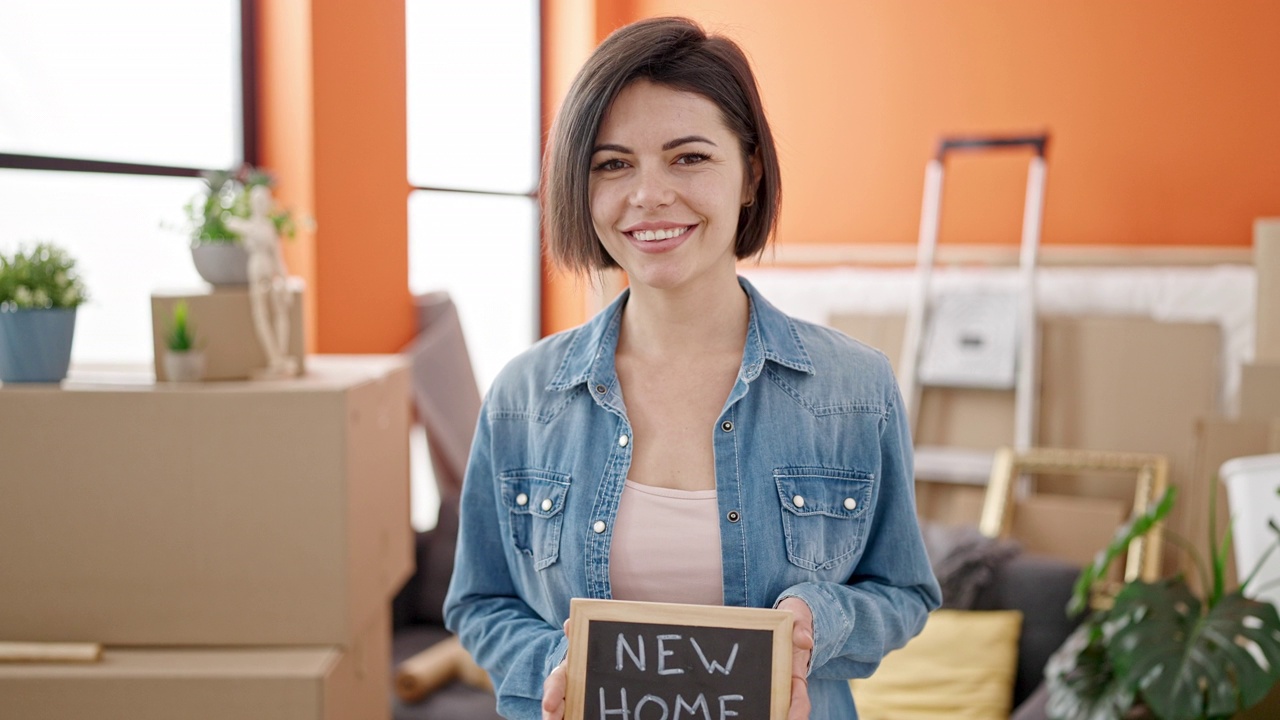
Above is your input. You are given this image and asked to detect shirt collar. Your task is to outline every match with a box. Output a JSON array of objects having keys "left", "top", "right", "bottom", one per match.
[{"left": 546, "top": 276, "right": 813, "bottom": 393}]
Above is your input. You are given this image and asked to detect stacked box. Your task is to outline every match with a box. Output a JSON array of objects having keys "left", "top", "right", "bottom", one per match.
[
  {"left": 0, "top": 355, "right": 412, "bottom": 718},
  {"left": 150, "top": 283, "right": 307, "bottom": 381},
  {"left": 0, "top": 611, "right": 391, "bottom": 720}
]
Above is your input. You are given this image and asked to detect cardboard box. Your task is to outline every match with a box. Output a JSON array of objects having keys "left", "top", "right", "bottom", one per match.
[
  {"left": 1240, "top": 362, "right": 1280, "bottom": 422},
  {"left": 1010, "top": 494, "right": 1128, "bottom": 570},
  {"left": 151, "top": 283, "right": 306, "bottom": 381},
  {"left": 1189, "top": 417, "right": 1280, "bottom": 591},
  {"left": 0, "top": 609, "right": 391, "bottom": 720},
  {"left": 1256, "top": 218, "right": 1280, "bottom": 363},
  {"left": 832, "top": 312, "right": 1221, "bottom": 574},
  {"left": 0, "top": 356, "right": 412, "bottom": 646}
]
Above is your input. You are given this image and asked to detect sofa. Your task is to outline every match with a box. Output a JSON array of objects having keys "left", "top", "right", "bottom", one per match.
[
  {"left": 974, "top": 553, "right": 1081, "bottom": 718},
  {"left": 388, "top": 517, "right": 1079, "bottom": 720}
]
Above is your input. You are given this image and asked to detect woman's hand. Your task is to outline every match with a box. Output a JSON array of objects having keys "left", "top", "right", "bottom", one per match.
[
  {"left": 777, "top": 597, "right": 814, "bottom": 720},
  {"left": 542, "top": 620, "right": 571, "bottom": 720},
  {"left": 542, "top": 660, "right": 568, "bottom": 720}
]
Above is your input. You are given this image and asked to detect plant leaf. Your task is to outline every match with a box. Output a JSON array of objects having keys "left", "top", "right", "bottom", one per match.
[
  {"left": 1069, "top": 486, "right": 1177, "bottom": 616},
  {"left": 1211, "top": 518, "right": 1232, "bottom": 608},
  {"left": 1107, "top": 582, "right": 1280, "bottom": 720},
  {"left": 1045, "top": 623, "right": 1136, "bottom": 720}
]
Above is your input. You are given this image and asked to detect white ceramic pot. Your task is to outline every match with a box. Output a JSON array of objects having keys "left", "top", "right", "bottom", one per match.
[
  {"left": 163, "top": 350, "right": 206, "bottom": 383},
  {"left": 191, "top": 243, "right": 249, "bottom": 286}
]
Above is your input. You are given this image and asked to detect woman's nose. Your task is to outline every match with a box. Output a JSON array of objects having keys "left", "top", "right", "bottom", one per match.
[{"left": 628, "top": 165, "right": 675, "bottom": 209}]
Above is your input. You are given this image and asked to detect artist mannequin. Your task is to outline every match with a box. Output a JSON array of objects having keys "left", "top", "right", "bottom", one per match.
[{"left": 227, "top": 185, "right": 295, "bottom": 378}]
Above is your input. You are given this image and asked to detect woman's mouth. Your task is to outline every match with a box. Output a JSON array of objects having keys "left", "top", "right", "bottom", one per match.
[{"left": 628, "top": 225, "right": 693, "bottom": 242}]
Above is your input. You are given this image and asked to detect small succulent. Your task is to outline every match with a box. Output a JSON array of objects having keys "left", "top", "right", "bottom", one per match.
[{"left": 165, "top": 300, "right": 196, "bottom": 352}]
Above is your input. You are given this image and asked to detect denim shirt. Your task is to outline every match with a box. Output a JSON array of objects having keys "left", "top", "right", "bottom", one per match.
[{"left": 444, "top": 277, "right": 941, "bottom": 719}]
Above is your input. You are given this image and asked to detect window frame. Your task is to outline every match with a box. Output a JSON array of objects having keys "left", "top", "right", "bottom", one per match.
[
  {"left": 405, "top": 0, "right": 543, "bottom": 342},
  {"left": 0, "top": 0, "right": 258, "bottom": 179}
]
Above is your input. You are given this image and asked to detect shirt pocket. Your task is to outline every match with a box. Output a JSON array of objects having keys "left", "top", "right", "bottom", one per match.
[
  {"left": 774, "top": 467, "right": 874, "bottom": 571},
  {"left": 500, "top": 469, "right": 570, "bottom": 570}
]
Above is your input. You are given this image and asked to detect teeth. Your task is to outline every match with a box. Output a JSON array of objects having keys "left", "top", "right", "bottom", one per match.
[{"left": 631, "top": 226, "right": 689, "bottom": 242}]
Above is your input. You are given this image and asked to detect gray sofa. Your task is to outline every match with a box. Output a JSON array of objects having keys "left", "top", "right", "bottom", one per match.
[
  {"left": 389, "top": 516, "right": 1079, "bottom": 720},
  {"left": 973, "top": 553, "right": 1081, "bottom": 717}
]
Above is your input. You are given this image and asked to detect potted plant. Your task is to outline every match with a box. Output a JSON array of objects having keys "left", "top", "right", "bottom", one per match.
[
  {"left": 0, "top": 242, "right": 88, "bottom": 384},
  {"left": 1046, "top": 486, "right": 1280, "bottom": 720},
  {"left": 162, "top": 300, "right": 205, "bottom": 382},
  {"left": 184, "top": 164, "right": 297, "bottom": 286}
]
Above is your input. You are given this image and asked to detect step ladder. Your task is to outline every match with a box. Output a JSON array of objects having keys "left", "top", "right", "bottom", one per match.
[{"left": 899, "top": 134, "right": 1050, "bottom": 485}]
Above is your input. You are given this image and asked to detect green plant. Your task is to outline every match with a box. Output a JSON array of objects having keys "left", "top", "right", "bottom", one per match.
[
  {"left": 165, "top": 300, "right": 196, "bottom": 352},
  {"left": 183, "top": 164, "right": 297, "bottom": 245},
  {"left": 0, "top": 242, "right": 88, "bottom": 311},
  {"left": 1046, "top": 485, "right": 1280, "bottom": 720}
]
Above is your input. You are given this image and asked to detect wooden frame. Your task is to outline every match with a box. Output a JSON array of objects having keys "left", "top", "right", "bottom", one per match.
[
  {"left": 979, "top": 447, "right": 1169, "bottom": 583},
  {"left": 565, "top": 598, "right": 793, "bottom": 720}
]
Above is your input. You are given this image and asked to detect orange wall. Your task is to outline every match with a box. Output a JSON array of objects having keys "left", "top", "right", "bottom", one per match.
[
  {"left": 258, "top": 0, "right": 318, "bottom": 350},
  {"left": 265, "top": 2, "right": 1280, "bottom": 341},
  {"left": 310, "top": 0, "right": 413, "bottom": 352},
  {"left": 602, "top": 0, "right": 1280, "bottom": 250},
  {"left": 259, "top": 0, "right": 414, "bottom": 354},
  {"left": 541, "top": 0, "right": 597, "bottom": 340}
]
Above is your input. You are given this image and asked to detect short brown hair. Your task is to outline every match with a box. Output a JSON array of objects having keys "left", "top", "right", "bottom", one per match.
[{"left": 544, "top": 17, "right": 782, "bottom": 273}]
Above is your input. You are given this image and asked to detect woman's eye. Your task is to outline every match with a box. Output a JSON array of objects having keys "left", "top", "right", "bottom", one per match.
[
  {"left": 591, "top": 158, "right": 628, "bottom": 172},
  {"left": 676, "top": 153, "right": 710, "bottom": 166}
]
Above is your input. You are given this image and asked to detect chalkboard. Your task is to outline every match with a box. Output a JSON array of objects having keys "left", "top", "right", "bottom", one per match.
[{"left": 564, "top": 599, "right": 793, "bottom": 720}]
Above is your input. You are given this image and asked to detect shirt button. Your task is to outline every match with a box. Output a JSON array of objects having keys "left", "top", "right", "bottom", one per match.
[
  {"left": 618, "top": 434, "right": 629, "bottom": 447},
  {"left": 793, "top": 495, "right": 805, "bottom": 509},
  {"left": 593, "top": 520, "right": 607, "bottom": 534},
  {"left": 727, "top": 510, "right": 740, "bottom": 523},
  {"left": 595, "top": 384, "right": 607, "bottom": 395},
  {"left": 515, "top": 493, "right": 529, "bottom": 506},
  {"left": 844, "top": 497, "right": 857, "bottom": 511},
  {"left": 721, "top": 420, "right": 734, "bottom": 432},
  {"left": 541, "top": 498, "right": 553, "bottom": 512}
]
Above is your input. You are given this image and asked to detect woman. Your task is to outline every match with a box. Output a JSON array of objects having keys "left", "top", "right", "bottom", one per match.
[{"left": 444, "top": 16, "right": 940, "bottom": 720}]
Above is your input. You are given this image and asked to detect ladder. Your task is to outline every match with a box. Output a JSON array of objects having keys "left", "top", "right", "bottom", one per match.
[{"left": 899, "top": 134, "right": 1049, "bottom": 485}]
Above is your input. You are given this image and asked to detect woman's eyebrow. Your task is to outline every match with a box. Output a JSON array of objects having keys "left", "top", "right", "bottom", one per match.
[
  {"left": 591, "top": 135, "right": 719, "bottom": 155},
  {"left": 663, "top": 135, "right": 717, "bottom": 150},
  {"left": 592, "top": 143, "right": 630, "bottom": 155}
]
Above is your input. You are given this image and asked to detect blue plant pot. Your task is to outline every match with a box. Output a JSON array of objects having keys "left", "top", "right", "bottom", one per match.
[{"left": 0, "top": 308, "right": 78, "bottom": 383}]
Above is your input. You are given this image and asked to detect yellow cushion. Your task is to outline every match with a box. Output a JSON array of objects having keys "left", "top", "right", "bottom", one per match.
[{"left": 849, "top": 609, "right": 1023, "bottom": 720}]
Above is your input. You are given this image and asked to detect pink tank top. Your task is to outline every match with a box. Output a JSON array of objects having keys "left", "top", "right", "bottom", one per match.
[{"left": 608, "top": 480, "right": 725, "bottom": 606}]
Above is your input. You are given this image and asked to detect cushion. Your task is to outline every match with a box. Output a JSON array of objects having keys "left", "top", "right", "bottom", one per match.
[
  {"left": 922, "top": 521, "right": 1022, "bottom": 610},
  {"left": 850, "top": 609, "right": 1023, "bottom": 720}
]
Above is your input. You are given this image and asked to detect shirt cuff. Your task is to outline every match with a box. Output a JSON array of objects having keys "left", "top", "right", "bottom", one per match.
[{"left": 774, "top": 583, "right": 851, "bottom": 675}]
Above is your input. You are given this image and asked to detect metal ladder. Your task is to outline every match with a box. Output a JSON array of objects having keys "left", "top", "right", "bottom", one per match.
[{"left": 899, "top": 134, "right": 1049, "bottom": 485}]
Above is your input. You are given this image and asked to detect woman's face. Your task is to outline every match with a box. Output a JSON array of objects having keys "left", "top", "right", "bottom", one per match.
[{"left": 588, "top": 80, "right": 757, "bottom": 294}]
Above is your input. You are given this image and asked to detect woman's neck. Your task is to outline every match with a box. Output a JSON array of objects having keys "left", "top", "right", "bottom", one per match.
[{"left": 617, "top": 273, "right": 750, "bottom": 361}]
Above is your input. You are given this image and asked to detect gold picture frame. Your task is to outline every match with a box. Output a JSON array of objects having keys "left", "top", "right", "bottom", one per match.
[{"left": 978, "top": 447, "right": 1169, "bottom": 583}]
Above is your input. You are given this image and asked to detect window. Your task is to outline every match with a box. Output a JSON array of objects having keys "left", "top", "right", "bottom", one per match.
[
  {"left": 0, "top": 0, "right": 250, "bottom": 366},
  {"left": 405, "top": 0, "right": 541, "bottom": 530},
  {"left": 405, "top": 0, "right": 541, "bottom": 391}
]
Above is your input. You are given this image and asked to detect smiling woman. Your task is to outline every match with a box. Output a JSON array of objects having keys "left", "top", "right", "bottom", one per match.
[
  {"left": 444, "top": 17, "right": 941, "bottom": 720},
  {"left": 586, "top": 80, "right": 756, "bottom": 294}
]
